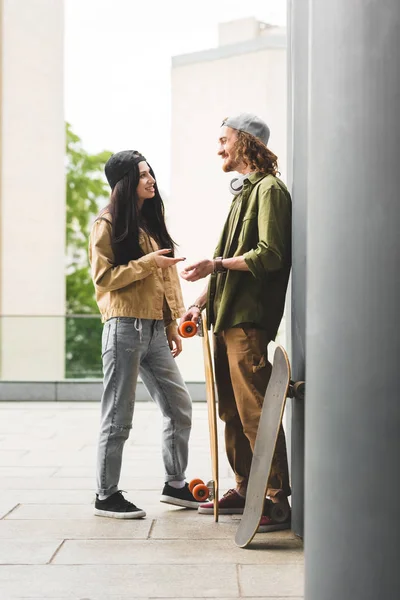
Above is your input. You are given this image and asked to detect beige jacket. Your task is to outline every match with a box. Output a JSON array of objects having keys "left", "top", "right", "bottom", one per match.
[{"left": 88, "top": 213, "right": 185, "bottom": 331}]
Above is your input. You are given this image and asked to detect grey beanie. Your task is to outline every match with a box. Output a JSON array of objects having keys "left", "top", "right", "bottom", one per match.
[{"left": 222, "top": 113, "right": 270, "bottom": 147}]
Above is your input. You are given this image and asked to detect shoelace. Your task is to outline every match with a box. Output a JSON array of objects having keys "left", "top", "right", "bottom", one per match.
[
  {"left": 223, "top": 489, "right": 238, "bottom": 498},
  {"left": 114, "top": 490, "right": 137, "bottom": 509}
]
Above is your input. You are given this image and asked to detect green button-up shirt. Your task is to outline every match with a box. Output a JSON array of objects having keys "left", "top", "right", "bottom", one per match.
[{"left": 207, "top": 172, "right": 292, "bottom": 338}]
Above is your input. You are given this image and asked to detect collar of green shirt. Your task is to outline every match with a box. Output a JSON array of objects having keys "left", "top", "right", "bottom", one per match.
[{"left": 246, "top": 172, "right": 267, "bottom": 186}]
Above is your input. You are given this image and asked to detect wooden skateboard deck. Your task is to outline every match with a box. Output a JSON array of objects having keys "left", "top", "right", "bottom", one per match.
[
  {"left": 235, "top": 345, "right": 290, "bottom": 548},
  {"left": 178, "top": 313, "right": 219, "bottom": 521},
  {"left": 200, "top": 313, "right": 219, "bottom": 522}
]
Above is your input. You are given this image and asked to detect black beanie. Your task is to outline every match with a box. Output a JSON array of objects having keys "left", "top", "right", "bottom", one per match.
[{"left": 105, "top": 150, "right": 146, "bottom": 189}]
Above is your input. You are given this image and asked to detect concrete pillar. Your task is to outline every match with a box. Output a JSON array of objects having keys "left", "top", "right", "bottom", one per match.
[
  {"left": 287, "top": 0, "right": 309, "bottom": 539},
  {"left": 305, "top": 1, "right": 400, "bottom": 598},
  {"left": 0, "top": 0, "right": 65, "bottom": 380}
]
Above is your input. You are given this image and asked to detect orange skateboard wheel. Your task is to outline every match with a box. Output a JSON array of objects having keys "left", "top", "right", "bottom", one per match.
[
  {"left": 192, "top": 483, "right": 210, "bottom": 501},
  {"left": 178, "top": 321, "right": 197, "bottom": 338},
  {"left": 189, "top": 478, "right": 204, "bottom": 493}
]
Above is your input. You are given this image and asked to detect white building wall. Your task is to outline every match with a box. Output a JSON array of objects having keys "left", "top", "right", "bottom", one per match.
[
  {"left": 0, "top": 0, "right": 65, "bottom": 380},
  {"left": 169, "top": 22, "right": 287, "bottom": 381}
]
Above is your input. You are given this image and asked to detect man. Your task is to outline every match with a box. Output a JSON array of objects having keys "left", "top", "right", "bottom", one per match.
[{"left": 180, "top": 113, "right": 292, "bottom": 532}]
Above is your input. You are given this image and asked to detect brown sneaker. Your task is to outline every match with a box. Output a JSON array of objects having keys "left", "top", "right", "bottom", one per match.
[{"left": 198, "top": 489, "right": 246, "bottom": 514}]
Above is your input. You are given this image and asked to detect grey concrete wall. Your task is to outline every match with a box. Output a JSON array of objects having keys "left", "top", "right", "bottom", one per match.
[
  {"left": 304, "top": 0, "right": 400, "bottom": 598},
  {"left": 287, "top": 0, "right": 309, "bottom": 539}
]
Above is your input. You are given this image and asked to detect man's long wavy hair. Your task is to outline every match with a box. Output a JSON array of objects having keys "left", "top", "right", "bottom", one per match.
[
  {"left": 100, "top": 161, "right": 175, "bottom": 266},
  {"left": 233, "top": 130, "right": 279, "bottom": 176}
]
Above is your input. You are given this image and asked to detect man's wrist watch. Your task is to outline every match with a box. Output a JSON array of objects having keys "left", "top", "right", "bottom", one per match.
[{"left": 213, "top": 256, "right": 227, "bottom": 273}]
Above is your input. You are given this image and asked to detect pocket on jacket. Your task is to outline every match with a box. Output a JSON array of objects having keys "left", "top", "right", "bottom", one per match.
[{"left": 239, "top": 213, "right": 257, "bottom": 244}]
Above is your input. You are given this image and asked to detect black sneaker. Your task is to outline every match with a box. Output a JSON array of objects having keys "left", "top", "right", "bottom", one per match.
[
  {"left": 94, "top": 491, "right": 146, "bottom": 519},
  {"left": 160, "top": 482, "right": 203, "bottom": 509}
]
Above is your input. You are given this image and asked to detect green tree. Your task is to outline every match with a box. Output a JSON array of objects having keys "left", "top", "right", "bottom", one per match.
[{"left": 65, "top": 123, "right": 112, "bottom": 378}]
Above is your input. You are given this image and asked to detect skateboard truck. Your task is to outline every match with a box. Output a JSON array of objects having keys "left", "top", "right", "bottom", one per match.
[
  {"left": 288, "top": 379, "right": 305, "bottom": 401},
  {"left": 206, "top": 479, "right": 215, "bottom": 501},
  {"left": 263, "top": 497, "right": 291, "bottom": 523}
]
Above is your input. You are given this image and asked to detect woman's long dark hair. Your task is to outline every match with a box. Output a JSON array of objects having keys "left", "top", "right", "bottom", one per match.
[{"left": 104, "top": 162, "right": 176, "bottom": 266}]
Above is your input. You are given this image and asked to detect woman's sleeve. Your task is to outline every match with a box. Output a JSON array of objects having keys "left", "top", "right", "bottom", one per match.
[
  {"left": 162, "top": 297, "right": 178, "bottom": 333},
  {"left": 88, "top": 219, "right": 158, "bottom": 293}
]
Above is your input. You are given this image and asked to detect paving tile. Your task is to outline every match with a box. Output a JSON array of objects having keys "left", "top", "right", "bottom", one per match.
[
  {"left": 228, "top": 528, "right": 302, "bottom": 546},
  {"left": 0, "top": 539, "right": 62, "bottom": 564},
  {"left": 0, "top": 564, "right": 239, "bottom": 597},
  {"left": 151, "top": 517, "right": 239, "bottom": 539},
  {"left": 0, "top": 519, "right": 152, "bottom": 540},
  {"left": 0, "top": 450, "right": 28, "bottom": 466},
  {"left": 52, "top": 538, "right": 304, "bottom": 565},
  {"left": 13, "top": 449, "right": 97, "bottom": 468},
  {"left": 239, "top": 564, "right": 304, "bottom": 597},
  {"left": 0, "top": 467, "right": 57, "bottom": 478},
  {"left": 0, "top": 490, "right": 93, "bottom": 505},
  {"left": 0, "top": 502, "right": 19, "bottom": 519},
  {"left": 5, "top": 504, "right": 102, "bottom": 519},
  {"left": 151, "top": 509, "right": 233, "bottom": 524},
  {"left": 52, "top": 467, "right": 95, "bottom": 478},
  {"left": 7, "top": 598, "right": 154, "bottom": 600},
  {"left": 0, "top": 477, "right": 96, "bottom": 491},
  {"left": 0, "top": 437, "right": 90, "bottom": 451},
  {"left": 0, "top": 422, "right": 28, "bottom": 434},
  {"left": 4, "top": 500, "right": 236, "bottom": 522},
  {"left": 2, "top": 494, "right": 200, "bottom": 515}
]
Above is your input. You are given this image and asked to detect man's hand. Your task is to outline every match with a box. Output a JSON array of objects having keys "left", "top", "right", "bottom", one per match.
[
  {"left": 179, "top": 305, "right": 201, "bottom": 327},
  {"left": 180, "top": 259, "right": 213, "bottom": 282},
  {"left": 166, "top": 329, "right": 182, "bottom": 358}
]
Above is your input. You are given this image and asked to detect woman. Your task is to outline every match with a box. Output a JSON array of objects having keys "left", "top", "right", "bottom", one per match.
[{"left": 89, "top": 150, "right": 200, "bottom": 519}]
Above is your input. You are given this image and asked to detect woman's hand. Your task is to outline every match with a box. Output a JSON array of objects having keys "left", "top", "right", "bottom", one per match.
[
  {"left": 166, "top": 329, "right": 182, "bottom": 358},
  {"left": 153, "top": 249, "right": 186, "bottom": 269},
  {"left": 180, "top": 259, "right": 214, "bottom": 282}
]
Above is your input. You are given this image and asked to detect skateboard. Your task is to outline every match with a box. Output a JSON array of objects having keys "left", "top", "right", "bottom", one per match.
[
  {"left": 235, "top": 345, "right": 305, "bottom": 548},
  {"left": 179, "top": 313, "right": 219, "bottom": 522}
]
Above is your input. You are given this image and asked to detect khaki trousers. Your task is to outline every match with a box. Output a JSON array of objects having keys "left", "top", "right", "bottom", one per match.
[{"left": 214, "top": 326, "right": 291, "bottom": 498}]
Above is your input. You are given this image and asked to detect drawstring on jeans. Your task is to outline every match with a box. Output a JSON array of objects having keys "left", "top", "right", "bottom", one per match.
[{"left": 134, "top": 318, "right": 143, "bottom": 342}]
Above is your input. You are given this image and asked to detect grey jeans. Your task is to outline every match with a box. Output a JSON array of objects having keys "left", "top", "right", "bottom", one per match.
[{"left": 97, "top": 317, "right": 192, "bottom": 497}]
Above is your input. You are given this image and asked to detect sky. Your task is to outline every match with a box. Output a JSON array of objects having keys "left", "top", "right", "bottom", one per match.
[{"left": 65, "top": 0, "right": 286, "bottom": 193}]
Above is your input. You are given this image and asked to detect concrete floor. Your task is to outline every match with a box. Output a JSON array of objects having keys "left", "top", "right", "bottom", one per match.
[{"left": 0, "top": 401, "right": 304, "bottom": 599}]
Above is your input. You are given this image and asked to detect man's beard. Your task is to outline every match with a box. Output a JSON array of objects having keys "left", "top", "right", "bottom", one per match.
[{"left": 221, "top": 156, "right": 238, "bottom": 173}]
